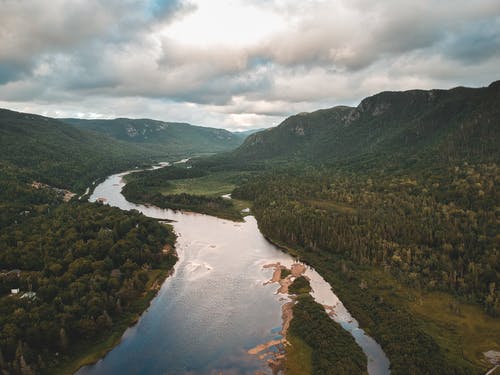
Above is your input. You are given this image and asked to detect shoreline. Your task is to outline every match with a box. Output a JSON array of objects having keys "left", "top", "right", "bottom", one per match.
[
  {"left": 50, "top": 247, "right": 178, "bottom": 375},
  {"left": 247, "top": 262, "right": 308, "bottom": 374}
]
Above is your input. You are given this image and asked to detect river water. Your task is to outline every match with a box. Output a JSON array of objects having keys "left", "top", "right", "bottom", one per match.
[{"left": 77, "top": 166, "right": 390, "bottom": 375}]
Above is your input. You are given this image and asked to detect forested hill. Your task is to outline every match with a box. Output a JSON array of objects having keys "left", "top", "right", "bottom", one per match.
[
  {"left": 62, "top": 118, "right": 243, "bottom": 155},
  {"left": 0, "top": 108, "right": 172, "bottom": 192},
  {"left": 0, "top": 108, "right": 181, "bottom": 374},
  {"left": 232, "top": 80, "right": 500, "bottom": 168}
]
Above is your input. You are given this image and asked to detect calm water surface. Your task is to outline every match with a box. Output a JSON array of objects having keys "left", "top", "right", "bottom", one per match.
[{"left": 76, "top": 165, "right": 390, "bottom": 375}]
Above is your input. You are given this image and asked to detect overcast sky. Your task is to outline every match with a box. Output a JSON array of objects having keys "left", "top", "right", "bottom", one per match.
[{"left": 0, "top": 0, "right": 499, "bottom": 130}]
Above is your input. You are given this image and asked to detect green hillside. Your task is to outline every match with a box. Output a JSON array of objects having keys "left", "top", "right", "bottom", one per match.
[
  {"left": 0, "top": 109, "right": 168, "bottom": 192},
  {"left": 62, "top": 117, "right": 243, "bottom": 155},
  {"left": 125, "top": 80, "right": 500, "bottom": 374},
  {"left": 227, "top": 81, "right": 500, "bottom": 373},
  {"left": 232, "top": 81, "right": 500, "bottom": 168},
  {"left": 232, "top": 128, "right": 266, "bottom": 140},
  {"left": 0, "top": 108, "right": 180, "bottom": 374}
]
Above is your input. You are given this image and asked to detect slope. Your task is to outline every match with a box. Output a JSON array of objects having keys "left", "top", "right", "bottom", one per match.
[
  {"left": 62, "top": 118, "right": 243, "bottom": 155},
  {"left": 0, "top": 108, "right": 180, "bottom": 374},
  {"left": 232, "top": 81, "right": 500, "bottom": 169},
  {"left": 0, "top": 108, "right": 165, "bottom": 192}
]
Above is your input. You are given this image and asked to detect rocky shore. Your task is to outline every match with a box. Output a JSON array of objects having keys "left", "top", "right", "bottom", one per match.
[{"left": 248, "top": 262, "right": 308, "bottom": 374}]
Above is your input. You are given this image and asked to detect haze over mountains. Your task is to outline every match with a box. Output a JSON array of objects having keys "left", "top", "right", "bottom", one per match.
[
  {"left": 2, "top": 80, "right": 498, "bottom": 193},
  {"left": 0, "top": 109, "right": 255, "bottom": 191},
  {"left": 61, "top": 118, "right": 246, "bottom": 154}
]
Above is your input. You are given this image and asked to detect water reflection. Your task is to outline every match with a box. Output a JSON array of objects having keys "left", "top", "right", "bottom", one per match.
[{"left": 76, "top": 167, "right": 389, "bottom": 375}]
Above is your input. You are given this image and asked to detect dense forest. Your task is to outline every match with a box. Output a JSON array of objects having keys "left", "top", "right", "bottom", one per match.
[
  {"left": 61, "top": 118, "right": 244, "bottom": 155},
  {"left": 231, "top": 161, "right": 498, "bottom": 374},
  {"left": 119, "top": 81, "right": 498, "bottom": 374},
  {"left": 233, "top": 163, "right": 499, "bottom": 316},
  {"left": 0, "top": 109, "right": 181, "bottom": 374},
  {"left": 286, "top": 277, "right": 367, "bottom": 375},
  {"left": 0, "top": 109, "right": 170, "bottom": 192},
  {"left": 0, "top": 200, "right": 177, "bottom": 374}
]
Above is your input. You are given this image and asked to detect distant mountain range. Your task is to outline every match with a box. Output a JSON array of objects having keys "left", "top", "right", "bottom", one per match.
[
  {"left": 231, "top": 81, "right": 500, "bottom": 169},
  {"left": 0, "top": 109, "right": 249, "bottom": 191},
  {"left": 61, "top": 118, "right": 246, "bottom": 155},
  {"left": 2, "top": 79, "right": 498, "bottom": 189}
]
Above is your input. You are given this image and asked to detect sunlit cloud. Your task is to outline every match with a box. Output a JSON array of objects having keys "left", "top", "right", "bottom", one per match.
[{"left": 1, "top": 0, "right": 499, "bottom": 130}]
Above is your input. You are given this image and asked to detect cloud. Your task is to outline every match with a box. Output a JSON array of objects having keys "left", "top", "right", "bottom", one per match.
[
  {"left": 0, "top": 0, "right": 499, "bottom": 130},
  {"left": 0, "top": 0, "right": 190, "bottom": 82}
]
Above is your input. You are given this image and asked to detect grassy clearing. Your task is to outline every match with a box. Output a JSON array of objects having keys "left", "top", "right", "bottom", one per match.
[
  {"left": 359, "top": 267, "right": 500, "bottom": 370},
  {"left": 284, "top": 335, "right": 313, "bottom": 375},
  {"left": 232, "top": 198, "right": 252, "bottom": 214},
  {"left": 306, "top": 199, "right": 357, "bottom": 214},
  {"left": 160, "top": 171, "right": 244, "bottom": 196},
  {"left": 158, "top": 171, "right": 253, "bottom": 219}
]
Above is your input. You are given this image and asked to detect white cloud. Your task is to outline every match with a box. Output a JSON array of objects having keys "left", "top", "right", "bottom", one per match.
[{"left": 0, "top": 0, "right": 499, "bottom": 130}]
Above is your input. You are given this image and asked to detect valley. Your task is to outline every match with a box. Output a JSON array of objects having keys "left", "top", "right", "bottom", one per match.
[
  {"left": 2, "top": 3, "right": 500, "bottom": 374},
  {"left": 112, "top": 81, "right": 500, "bottom": 374},
  {"left": 0, "top": 80, "right": 499, "bottom": 375}
]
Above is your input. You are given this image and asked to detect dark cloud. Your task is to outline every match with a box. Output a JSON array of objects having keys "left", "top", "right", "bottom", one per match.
[
  {"left": 0, "top": 0, "right": 499, "bottom": 130},
  {"left": 442, "top": 18, "right": 500, "bottom": 64},
  {"left": 0, "top": 61, "right": 29, "bottom": 84}
]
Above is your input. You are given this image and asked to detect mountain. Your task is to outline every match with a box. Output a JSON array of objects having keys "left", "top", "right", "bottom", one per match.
[
  {"left": 0, "top": 109, "right": 180, "bottom": 375},
  {"left": 62, "top": 118, "right": 244, "bottom": 155},
  {"left": 0, "top": 109, "right": 165, "bottom": 191},
  {"left": 232, "top": 128, "right": 267, "bottom": 140},
  {"left": 232, "top": 81, "right": 500, "bottom": 168}
]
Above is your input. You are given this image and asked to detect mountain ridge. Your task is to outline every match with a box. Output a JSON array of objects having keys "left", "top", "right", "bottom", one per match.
[
  {"left": 61, "top": 117, "right": 244, "bottom": 154},
  {"left": 0, "top": 108, "right": 163, "bottom": 191},
  {"left": 232, "top": 80, "right": 500, "bottom": 168}
]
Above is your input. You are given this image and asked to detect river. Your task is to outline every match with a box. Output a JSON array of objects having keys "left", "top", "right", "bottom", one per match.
[{"left": 77, "top": 165, "right": 390, "bottom": 375}]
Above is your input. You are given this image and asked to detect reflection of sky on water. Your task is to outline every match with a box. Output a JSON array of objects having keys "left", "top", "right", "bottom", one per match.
[{"left": 77, "top": 168, "right": 389, "bottom": 375}]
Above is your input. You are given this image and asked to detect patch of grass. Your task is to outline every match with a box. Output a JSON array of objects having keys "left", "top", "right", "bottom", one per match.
[
  {"left": 280, "top": 268, "right": 292, "bottom": 279},
  {"left": 231, "top": 198, "right": 252, "bottom": 215},
  {"left": 289, "top": 276, "right": 312, "bottom": 295},
  {"left": 160, "top": 171, "right": 246, "bottom": 196},
  {"left": 411, "top": 292, "right": 500, "bottom": 368},
  {"left": 124, "top": 169, "right": 253, "bottom": 221},
  {"left": 306, "top": 199, "right": 357, "bottom": 214},
  {"left": 157, "top": 171, "right": 254, "bottom": 220},
  {"left": 358, "top": 267, "right": 500, "bottom": 370},
  {"left": 284, "top": 334, "right": 313, "bottom": 375}
]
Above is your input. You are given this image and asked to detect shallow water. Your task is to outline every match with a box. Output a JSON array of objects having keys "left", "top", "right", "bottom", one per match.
[{"left": 76, "top": 167, "right": 390, "bottom": 375}]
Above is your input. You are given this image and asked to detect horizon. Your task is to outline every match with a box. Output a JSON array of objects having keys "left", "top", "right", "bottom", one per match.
[
  {"left": 1, "top": 78, "right": 497, "bottom": 132},
  {"left": 1, "top": 0, "right": 499, "bottom": 131}
]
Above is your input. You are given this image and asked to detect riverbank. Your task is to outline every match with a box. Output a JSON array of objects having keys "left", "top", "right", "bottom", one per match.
[
  {"left": 266, "top": 265, "right": 368, "bottom": 375},
  {"left": 50, "top": 248, "right": 178, "bottom": 375},
  {"left": 264, "top": 233, "right": 498, "bottom": 374},
  {"left": 121, "top": 165, "right": 250, "bottom": 222},
  {"left": 248, "top": 263, "right": 308, "bottom": 374},
  {"left": 251, "top": 262, "right": 369, "bottom": 375},
  {"left": 123, "top": 187, "right": 246, "bottom": 222},
  {"left": 83, "top": 165, "right": 389, "bottom": 374}
]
